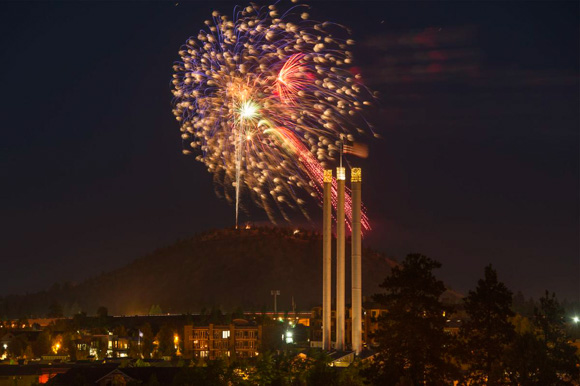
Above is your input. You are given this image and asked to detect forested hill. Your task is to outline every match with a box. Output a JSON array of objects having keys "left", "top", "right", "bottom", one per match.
[{"left": 0, "top": 227, "right": 398, "bottom": 318}]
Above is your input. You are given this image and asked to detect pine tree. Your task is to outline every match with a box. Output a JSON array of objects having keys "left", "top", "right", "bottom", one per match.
[
  {"left": 505, "top": 291, "right": 579, "bottom": 384},
  {"left": 47, "top": 301, "right": 63, "bottom": 318},
  {"left": 533, "top": 291, "right": 578, "bottom": 384},
  {"left": 156, "top": 324, "right": 176, "bottom": 357},
  {"left": 368, "top": 254, "right": 457, "bottom": 385},
  {"left": 461, "top": 264, "right": 515, "bottom": 385}
]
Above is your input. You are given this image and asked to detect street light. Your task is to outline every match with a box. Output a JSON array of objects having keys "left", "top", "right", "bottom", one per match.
[{"left": 572, "top": 316, "right": 579, "bottom": 324}]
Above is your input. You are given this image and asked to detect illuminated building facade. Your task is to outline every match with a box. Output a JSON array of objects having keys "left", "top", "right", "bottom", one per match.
[{"left": 183, "top": 323, "right": 262, "bottom": 360}]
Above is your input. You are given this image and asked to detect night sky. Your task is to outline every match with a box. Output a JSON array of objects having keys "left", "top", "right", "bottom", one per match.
[{"left": 1, "top": 2, "right": 578, "bottom": 302}]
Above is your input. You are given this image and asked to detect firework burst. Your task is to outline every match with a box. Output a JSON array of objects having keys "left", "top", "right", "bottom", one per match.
[{"left": 172, "top": 2, "right": 375, "bottom": 230}]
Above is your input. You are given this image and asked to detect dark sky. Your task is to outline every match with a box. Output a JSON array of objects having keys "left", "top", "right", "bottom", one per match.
[{"left": 1, "top": 1, "right": 578, "bottom": 302}]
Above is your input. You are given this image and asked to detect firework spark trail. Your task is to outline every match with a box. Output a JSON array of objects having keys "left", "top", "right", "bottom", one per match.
[
  {"left": 271, "top": 126, "right": 370, "bottom": 231},
  {"left": 172, "top": 2, "right": 376, "bottom": 230}
]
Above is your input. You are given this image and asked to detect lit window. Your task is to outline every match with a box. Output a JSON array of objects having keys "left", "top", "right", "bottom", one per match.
[{"left": 222, "top": 331, "right": 230, "bottom": 339}]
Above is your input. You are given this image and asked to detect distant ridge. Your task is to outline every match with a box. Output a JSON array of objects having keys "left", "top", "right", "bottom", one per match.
[{"left": 0, "top": 227, "right": 398, "bottom": 318}]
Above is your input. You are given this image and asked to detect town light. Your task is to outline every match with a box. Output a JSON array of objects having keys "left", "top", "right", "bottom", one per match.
[
  {"left": 573, "top": 316, "right": 579, "bottom": 324},
  {"left": 174, "top": 334, "right": 180, "bottom": 352},
  {"left": 285, "top": 330, "right": 293, "bottom": 344}
]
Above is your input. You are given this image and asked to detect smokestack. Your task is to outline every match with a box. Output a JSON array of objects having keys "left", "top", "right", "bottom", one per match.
[
  {"left": 351, "top": 168, "right": 362, "bottom": 354},
  {"left": 322, "top": 170, "right": 332, "bottom": 351},
  {"left": 336, "top": 166, "right": 346, "bottom": 351}
]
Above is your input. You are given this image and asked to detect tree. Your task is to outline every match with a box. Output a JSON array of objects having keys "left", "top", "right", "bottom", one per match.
[
  {"left": 32, "top": 330, "right": 52, "bottom": 358},
  {"left": 532, "top": 291, "right": 578, "bottom": 384},
  {"left": 512, "top": 291, "right": 536, "bottom": 318},
  {"left": 505, "top": 331, "right": 548, "bottom": 385},
  {"left": 113, "top": 325, "right": 128, "bottom": 337},
  {"left": 306, "top": 357, "right": 341, "bottom": 386},
  {"left": 155, "top": 324, "right": 176, "bottom": 357},
  {"left": 505, "top": 291, "right": 579, "bottom": 385},
  {"left": 368, "top": 254, "right": 457, "bottom": 385},
  {"left": 47, "top": 301, "right": 63, "bottom": 318},
  {"left": 460, "top": 264, "right": 514, "bottom": 385},
  {"left": 208, "top": 307, "right": 224, "bottom": 324},
  {"left": 23, "top": 345, "right": 34, "bottom": 360},
  {"left": 63, "top": 331, "right": 79, "bottom": 361},
  {"left": 139, "top": 323, "right": 155, "bottom": 359},
  {"left": 172, "top": 360, "right": 230, "bottom": 385},
  {"left": 97, "top": 306, "right": 108, "bottom": 318},
  {"left": 148, "top": 304, "right": 162, "bottom": 315},
  {"left": 71, "top": 311, "right": 87, "bottom": 330},
  {"left": 231, "top": 306, "right": 245, "bottom": 320},
  {"left": 8, "top": 334, "right": 29, "bottom": 358},
  {"left": 97, "top": 338, "right": 108, "bottom": 360}
]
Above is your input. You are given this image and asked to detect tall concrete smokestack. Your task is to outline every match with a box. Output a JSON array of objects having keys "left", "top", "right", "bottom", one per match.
[
  {"left": 351, "top": 168, "right": 362, "bottom": 354},
  {"left": 336, "top": 166, "right": 346, "bottom": 351},
  {"left": 322, "top": 169, "right": 332, "bottom": 351}
]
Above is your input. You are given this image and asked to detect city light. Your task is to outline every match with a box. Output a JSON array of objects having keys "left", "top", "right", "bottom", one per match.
[
  {"left": 285, "top": 330, "right": 293, "bottom": 344},
  {"left": 174, "top": 334, "right": 181, "bottom": 355},
  {"left": 572, "top": 316, "right": 579, "bottom": 324}
]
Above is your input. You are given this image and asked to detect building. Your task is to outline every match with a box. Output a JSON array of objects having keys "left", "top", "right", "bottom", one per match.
[
  {"left": 183, "top": 321, "right": 262, "bottom": 360},
  {"left": 311, "top": 299, "right": 463, "bottom": 350},
  {"left": 0, "top": 365, "right": 70, "bottom": 385},
  {"left": 310, "top": 301, "right": 386, "bottom": 350}
]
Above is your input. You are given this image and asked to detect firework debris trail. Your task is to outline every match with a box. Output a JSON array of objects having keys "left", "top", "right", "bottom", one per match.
[{"left": 172, "top": 2, "right": 377, "bottom": 231}]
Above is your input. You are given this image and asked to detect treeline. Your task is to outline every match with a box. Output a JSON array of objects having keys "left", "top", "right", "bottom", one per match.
[{"left": 366, "top": 254, "right": 579, "bottom": 385}]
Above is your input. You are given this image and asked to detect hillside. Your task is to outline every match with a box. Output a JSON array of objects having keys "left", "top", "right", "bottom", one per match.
[{"left": 0, "top": 227, "right": 398, "bottom": 318}]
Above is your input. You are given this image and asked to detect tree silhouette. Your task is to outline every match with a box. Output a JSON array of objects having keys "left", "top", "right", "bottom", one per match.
[
  {"left": 532, "top": 291, "right": 578, "bottom": 384},
  {"left": 155, "top": 324, "right": 176, "bottom": 357},
  {"left": 97, "top": 306, "right": 108, "bottom": 318},
  {"left": 369, "top": 254, "right": 457, "bottom": 385},
  {"left": 48, "top": 301, "right": 63, "bottom": 318},
  {"left": 461, "top": 265, "right": 514, "bottom": 385}
]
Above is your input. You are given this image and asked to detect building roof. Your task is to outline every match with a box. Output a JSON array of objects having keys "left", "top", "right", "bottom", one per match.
[
  {"left": 0, "top": 365, "right": 45, "bottom": 376},
  {"left": 111, "top": 367, "right": 182, "bottom": 384},
  {"left": 47, "top": 365, "right": 118, "bottom": 385},
  {"left": 357, "top": 348, "right": 377, "bottom": 361}
]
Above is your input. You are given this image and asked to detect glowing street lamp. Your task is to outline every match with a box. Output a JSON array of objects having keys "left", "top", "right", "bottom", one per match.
[
  {"left": 573, "top": 316, "right": 579, "bottom": 324},
  {"left": 174, "top": 334, "right": 181, "bottom": 355}
]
